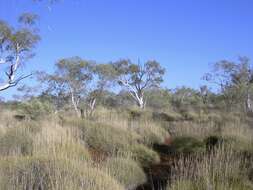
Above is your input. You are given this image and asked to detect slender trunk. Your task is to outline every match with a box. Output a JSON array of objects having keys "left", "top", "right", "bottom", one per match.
[
  {"left": 86, "top": 98, "right": 96, "bottom": 117},
  {"left": 246, "top": 90, "right": 252, "bottom": 112},
  {"left": 71, "top": 93, "right": 80, "bottom": 117},
  {"left": 89, "top": 98, "right": 97, "bottom": 116}
]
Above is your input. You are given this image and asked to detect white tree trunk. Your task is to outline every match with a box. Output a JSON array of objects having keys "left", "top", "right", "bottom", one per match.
[
  {"left": 137, "top": 95, "right": 145, "bottom": 109},
  {"left": 70, "top": 89, "right": 80, "bottom": 117},
  {"left": 246, "top": 91, "right": 252, "bottom": 112},
  {"left": 87, "top": 98, "right": 96, "bottom": 117},
  {"left": 119, "top": 79, "right": 146, "bottom": 109}
]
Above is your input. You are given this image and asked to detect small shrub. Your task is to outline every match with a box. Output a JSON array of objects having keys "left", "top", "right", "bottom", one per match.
[
  {"left": 204, "top": 135, "right": 223, "bottom": 151},
  {"left": 18, "top": 99, "right": 54, "bottom": 120},
  {"left": 104, "top": 157, "right": 146, "bottom": 189},
  {"left": 131, "top": 144, "right": 160, "bottom": 166},
  {"left": 171, "top": 136, "right": 205, "bottom": 154}
]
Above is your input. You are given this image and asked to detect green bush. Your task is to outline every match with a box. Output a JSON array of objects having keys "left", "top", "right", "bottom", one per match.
[
  {"left": 18, "top": 99, "right": 54, "bottom": 120},
  {"left": 130, "top": 144, "right": 160, "bottom": 166},
  {"left": 0, "top": 128, "right": 33, "bottom": 156},
  {"left": 171, "top": 136, "right": 205, "bottom": 154},
  {"left": 0, "top": 156, "right": 124, "bottom": 190},
  {"left": 104, "top": 157, "right": 146, "bottom": 189},
  {"left": 204, "top": 135, "right": 223, "bottom": 151}
]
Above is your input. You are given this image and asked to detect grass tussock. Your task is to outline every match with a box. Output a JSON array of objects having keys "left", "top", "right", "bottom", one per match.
[
  {"left": 0, "top": 156, "right": 124, "bottom": 190},
  {"left": 168, "top": 144, "right": 253, "bottom": 190},
  {"left": 103, "top": 157, "right": 147, "bottom": 189}
]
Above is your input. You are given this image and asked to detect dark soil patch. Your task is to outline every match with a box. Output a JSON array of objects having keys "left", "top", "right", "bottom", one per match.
[{"left": 136, "top": 144, "right": 175, "bottom": 190}]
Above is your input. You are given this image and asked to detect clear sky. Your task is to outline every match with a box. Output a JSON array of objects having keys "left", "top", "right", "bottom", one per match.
[{"left": 0, "top": 0, "right": 253, "bottom": 99}]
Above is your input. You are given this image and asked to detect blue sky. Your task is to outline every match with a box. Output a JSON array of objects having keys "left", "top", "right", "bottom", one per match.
[{"left": 0, "top": 0, "right": 253, "bottom": 99}]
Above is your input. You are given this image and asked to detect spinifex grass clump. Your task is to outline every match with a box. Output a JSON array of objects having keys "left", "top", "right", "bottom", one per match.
[
  {"left": 0, "top": 156, "right": 124, "bottom": 190},
  {"left": 103, "top": 157, "right": 147, "bottom": 189},
  {"left": 94, "top": 108, "right": 171, "bottom": 146},
  {"left": 168, "top": 144, "right": 253, "bottom": 190},
  {"left": 67, "top": 119, "right": 141, "bottom": 154}
]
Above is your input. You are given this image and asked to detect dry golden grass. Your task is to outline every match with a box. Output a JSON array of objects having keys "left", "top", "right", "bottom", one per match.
[
  {"left": 0, "top": 107, "right": 252, "bottom": 190},
  {"left": 169, "top": 145, "right": 253, "bottom": 190}
]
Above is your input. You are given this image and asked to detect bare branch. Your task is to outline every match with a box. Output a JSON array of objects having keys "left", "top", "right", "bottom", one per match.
[{"left": 0, "top": 73, "right": 32, "bottom": 91}]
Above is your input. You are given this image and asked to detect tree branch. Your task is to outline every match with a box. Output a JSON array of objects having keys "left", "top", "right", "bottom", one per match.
[{"left": 0, "top": 73, "right": 32, "bottom": 91}]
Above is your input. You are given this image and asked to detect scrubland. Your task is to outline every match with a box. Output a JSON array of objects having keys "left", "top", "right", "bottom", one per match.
[{"left": 0, "top": 104, "right": 252, "bottom": 190}]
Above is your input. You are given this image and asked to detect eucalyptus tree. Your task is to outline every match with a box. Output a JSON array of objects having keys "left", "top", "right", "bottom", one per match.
[
  {"left": 203, "top": 57, "right": 253, "bottom": 112},
  {"left": 172, "top": 86, "right": 201, "bottom": 108},
  {"left": 40, "top": 57, "right": 94, "bottom": 117},
  {"left": 86, "top": 63, "right": 117, "bottom": 116},
  {"left": 0, "top": 13, "right": 40, "bottom": 91},
  {"left": 113, "top": 59, "right": 165, "bottom": 109}
]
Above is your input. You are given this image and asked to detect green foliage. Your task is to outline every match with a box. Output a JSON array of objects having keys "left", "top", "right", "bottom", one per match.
[
  {"left": 18, "top": 98, "right": 54, "bottom": 120},
  {"left": 0, "top": 13, "right": 40, "bottom": 91},
  {"left": 171, "top": 136, "right": 205, "bottom": 154},
  {"left": 0, "top": 128, "right": 33, "bottom": 156},
  {"left": 145, "top": 89, "right": 172, "bottom": 110},
  {"left": 18, "top": 13, "right": 39, "bottom": 25},
  {"left": 113, "top": 59, "right": 165, "bottom": 108},
  {"left": 172, "top": 86, "right": 202, "bottom": 108},
  {"left": 104, "top": 157, "right": 146, "bottom": 189},
  {"left": 204, "top": 135, "right": 223, "bottom": 151},
  {"left": 130, "top": 144, "right": 160, "bottom": 166},
  {"left": 204, "top": 57, "right": 253, "bottom": 112}
]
